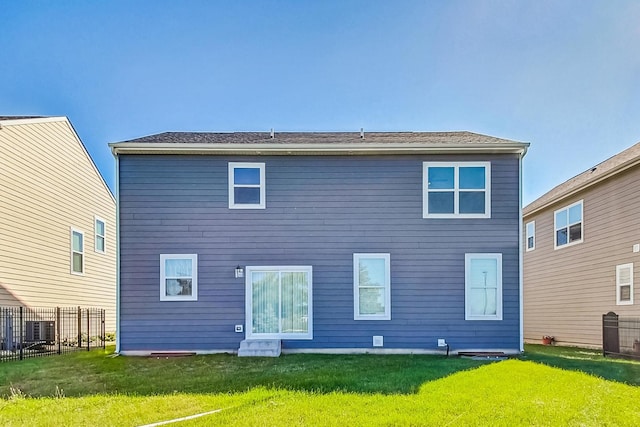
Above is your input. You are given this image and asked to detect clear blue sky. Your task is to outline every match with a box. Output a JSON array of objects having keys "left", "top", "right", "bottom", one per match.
[{"left": 2, "top": 1, "right": 639, "bottom": 205}]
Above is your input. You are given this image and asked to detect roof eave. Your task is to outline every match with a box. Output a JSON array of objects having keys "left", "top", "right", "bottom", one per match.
[{"left": 109, "top": 142, "right": 529, "bottom": 156}]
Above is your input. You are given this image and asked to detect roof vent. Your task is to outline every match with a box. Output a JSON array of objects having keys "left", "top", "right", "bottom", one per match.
[
  {"left": 270, "top": 128, "right": 275, "bottom": 139},
  {"left": 360, "top": 128, "right": 364, "bottom": 139}
]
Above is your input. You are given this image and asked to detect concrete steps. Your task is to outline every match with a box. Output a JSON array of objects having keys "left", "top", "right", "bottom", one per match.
[{"left": 238, "top": 339, "right": 281, "bottom": 357}]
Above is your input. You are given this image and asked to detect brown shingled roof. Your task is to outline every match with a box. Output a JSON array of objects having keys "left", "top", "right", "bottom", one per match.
[{"left": 524, "top": 141, "right": 640, "bottom": 216}]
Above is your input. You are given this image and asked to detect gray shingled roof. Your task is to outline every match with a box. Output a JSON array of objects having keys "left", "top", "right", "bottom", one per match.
[
  {"left": 0, "top": 116, "right": 46, "bottom": 121},
  {"left": 116, "top": 130, "right": 522, "bottom": 146},
  {"left": 524, "top": 141, "right": 640, "bottom": 216}
]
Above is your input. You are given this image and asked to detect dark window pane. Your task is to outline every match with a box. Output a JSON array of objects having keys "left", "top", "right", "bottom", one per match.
[
  {"left": 620, "top": 285, "right": 631, "bottom": 301},
  {"left": 527, "top": 236, "right": 534, "bottom": 249},
  {"left": 569, "top": 223, "right": 582, "bottom": 242},
  {"left": 235, "top": 187, "right": 261, "bottom": 204},
  {"left": 428, "top": 192, "right": 454, "bottom": 214},
  {"left": 460, "top": 167, "right": 486, "bottom": 189},
  {"left": 234, "top": 168, "right": 260, "bottom": 185},
  {"left": 428, "top": 167, "right": 454, "bottom": 189},
  {"left": 556, "top": 229, "right": 568, "bottom": 246},
  {"left": 166, "top": 279, "right": 192, "bottom": 296},
  {"left": 459, "top": 192, "right": 485, "bottom": 214}
]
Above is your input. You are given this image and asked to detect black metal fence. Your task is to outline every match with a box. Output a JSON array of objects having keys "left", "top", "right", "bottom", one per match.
[
  {"left": 603, "top": 311, "right": 640, "bottom": 359},
  {"left": 0, "top": 306, "right": 105, "bottom": 362}
]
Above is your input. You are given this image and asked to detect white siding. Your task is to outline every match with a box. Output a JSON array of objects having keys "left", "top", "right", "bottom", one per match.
[{"left": 0, "top": 118, "right": 116, "bottom": 331}]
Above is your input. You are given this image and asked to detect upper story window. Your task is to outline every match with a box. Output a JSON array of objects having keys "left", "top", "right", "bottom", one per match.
[
  {"left": 95, "top": 217, "right": 106, "bottom": 254},
  {"left": 465, "top": 253, "right": 502, "bottom": 320},
  {"left": 423, "top": 162, "right": 491, "bottom": 219},
  {"left": 554, "top": 200, "right": 583, "bottom": 249},
  {"left": 228, "top": 162, "right": 265, "bottom": 209},
  {"left": 526, "top": 221, "right": 535, "bottom": 251},
  {"left": 160, "top": 254, "right": 198, "bottom": 301},
  {"left": 71, "top": 228, "right": 84, "bottom": 275},
  {"left": 616, "top": 263, "right": 634, "bottom": 305},
  {"left": 353, "top": 253, "right": 391, "bottom": 320}
]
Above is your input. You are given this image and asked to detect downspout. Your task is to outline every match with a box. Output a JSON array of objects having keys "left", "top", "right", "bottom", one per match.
[
  {"left": 518, "top": 153, "right": 525, "bottom": 353},
  {"left": 115, "top": 154, "right": 121, "bottom": 354}
]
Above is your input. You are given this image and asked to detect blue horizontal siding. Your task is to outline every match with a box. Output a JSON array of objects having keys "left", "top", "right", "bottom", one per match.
[{"left": 118, "top": 154, "right": 521, "bottom": 352}]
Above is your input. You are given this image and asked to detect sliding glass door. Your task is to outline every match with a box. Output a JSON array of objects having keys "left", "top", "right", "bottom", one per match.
[{"left": 246, "top": 266, "right": 312, "bottom": 340}]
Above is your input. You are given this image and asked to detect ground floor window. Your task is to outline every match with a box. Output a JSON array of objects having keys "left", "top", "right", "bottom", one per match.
[
  {"left": 465, "top": 253, "right": 502, "bottom": 320},
  {"left": 160, "top": 254, "right": 198, "bottom": 301},
  {"left": 353, "top": 253, "right": 391, "bottom": 320},
  {"left": 246, "top": 266, "right": 312, "bottom": 340}
]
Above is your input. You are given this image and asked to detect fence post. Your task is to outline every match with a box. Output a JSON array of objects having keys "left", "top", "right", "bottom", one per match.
[
  {"left": 603, "top": 311, "right": 620, "bottom": 357},
  {"left": 77, "top": 306, "right": 82, "bottom": 349},
  {"left": 19, "top": 306, "right": 23, "bottom": 360},
  {"left": 101, "top": 309, "right": 105, "bottom": 350},
  {"left": 86, "top": 309, "right": 90, "bottom": 351},
  {"left": 56, "top": 307, "right": 61, "bottom": 354}
]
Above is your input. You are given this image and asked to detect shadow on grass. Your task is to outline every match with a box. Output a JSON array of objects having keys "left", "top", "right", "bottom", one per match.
[
  {"left": 7, "top": 344, "right": 640, "bottom": 399},
  {"left": 0, "top": 348, "right": 496, "bottom": 398},
  {"left": 520, "top": 344, "right": 640, "bottom": 386}
]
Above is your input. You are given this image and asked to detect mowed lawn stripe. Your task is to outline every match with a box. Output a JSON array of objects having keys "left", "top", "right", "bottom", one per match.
[{"left": 2, "top": 358, "right": 640, "bottom": 426}]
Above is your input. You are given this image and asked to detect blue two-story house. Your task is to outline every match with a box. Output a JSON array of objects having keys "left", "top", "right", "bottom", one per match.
[{"left": 110, "top": 131, "right": 529, "bottom": 356}]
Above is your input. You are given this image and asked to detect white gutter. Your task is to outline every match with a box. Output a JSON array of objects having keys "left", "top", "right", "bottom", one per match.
[
  {"left": 109, "top": 142, "right": 529, "bottom": 156},
  {"left": 115, "top": 154, "right": 121, "bottom": 354},
  {"left": 519, "top": 153, "right": 525, "bottom": 353}
]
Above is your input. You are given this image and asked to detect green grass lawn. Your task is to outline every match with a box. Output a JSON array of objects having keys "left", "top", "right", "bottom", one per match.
[{"left": 1, "top": 345, "right": 640, "bottom": 426}]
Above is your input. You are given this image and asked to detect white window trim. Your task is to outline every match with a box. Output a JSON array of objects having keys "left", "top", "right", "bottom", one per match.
[
  {"left": 465, "top": 253, "right": 503, "bottom": 321},
  {"left": 526, "top": 221, "right": 535, "bottom": 252},
  {"left": 423, "top": 162, "right": 491, "bottom": 219},
  {"left": 94, "top": 216, "right": 106, "bottom": 254},
  {"left": 160, "top": 254, "right": 198, "bottom": 302},
  {"left": 245, "top": 265, "right": 313, "bottom": 340},
  {"left": 228, "top": 162, "right": 266, "bottom": 209},
  {"left": 353, "top": 253, "right": 391, "bottom": 321},
  {"left": 70, "top": 227, "right": 85, "bottom": 275},
  {"left": 554, "top": 200, "right": 584, "bottom": 250},
  {"left": 616, "top": 263, "right": 634, "bottom": 306}
]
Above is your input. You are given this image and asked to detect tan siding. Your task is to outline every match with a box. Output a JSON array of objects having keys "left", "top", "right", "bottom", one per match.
[
  {"left": 524, "top": 166, "right": 640, "bottom": 348},
  {"left": 0, "top": 118, "right": 116, "bottom": 331}
]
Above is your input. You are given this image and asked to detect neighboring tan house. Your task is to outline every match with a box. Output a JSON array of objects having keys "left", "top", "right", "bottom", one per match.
[
  {"left": 110, "top": 131, "right": 528, "bottom": 356},
  {"left": 523, "top": 141, "right": 640, "bottom": 348},
  {"left": 0, "top": 116, "right": 116, "bottom": 332}
]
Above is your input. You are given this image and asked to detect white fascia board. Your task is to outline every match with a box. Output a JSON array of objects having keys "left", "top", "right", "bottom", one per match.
[
  {"left": 109, "top": 142, "right": 529, "bottom": 156},
  {"left": 0, "top": 116, "right": 67, "bottom": 126}
]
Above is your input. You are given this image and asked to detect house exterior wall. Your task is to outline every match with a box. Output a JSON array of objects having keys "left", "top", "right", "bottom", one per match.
[
  {"left": 0, "top": 118, "right": 117, "bottom": 331},
  {"left": 523, "top": 166, "right": 640, "bottom": 348},
  {"left": 118, "top": 152, "right": 522, "bottom": 353}
]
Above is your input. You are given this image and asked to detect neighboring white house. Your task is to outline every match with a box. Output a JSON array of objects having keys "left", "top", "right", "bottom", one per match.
[{"left": 0, "top": 116, "right": 116, "bottom": 331}]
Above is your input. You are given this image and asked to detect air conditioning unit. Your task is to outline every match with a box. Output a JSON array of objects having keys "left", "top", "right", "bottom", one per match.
[{"left": 25, "top": 321, "right": 55, "bottom": 344}]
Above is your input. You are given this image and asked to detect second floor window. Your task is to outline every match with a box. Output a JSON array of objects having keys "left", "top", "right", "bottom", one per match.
[
  {"left": 423, "top": 162, "right": 491, "bottom": 219},
  {"left": 554, "top": 200, "right": 583, "bottom": 249},
  {"left": 228, "top": 162, "right": 265, "bottom": 209}
]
